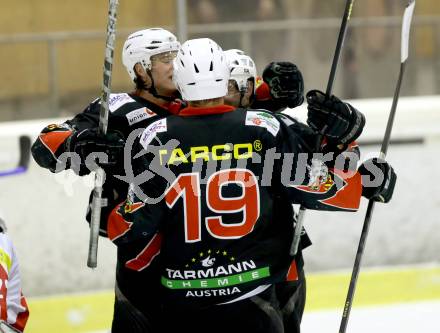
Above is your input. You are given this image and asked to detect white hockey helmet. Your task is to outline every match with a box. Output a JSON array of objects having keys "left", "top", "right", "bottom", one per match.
[
  {"left": 224, "top": 49, "right": 257, "bottom": 92},
  {"left": 173, "top": 38, "right": 229, "bottom": 101},
  {"left": 122, "top": 28, "right": 180, "bottom": 81}
]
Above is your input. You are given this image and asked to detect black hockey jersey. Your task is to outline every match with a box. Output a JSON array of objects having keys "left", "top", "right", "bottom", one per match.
[{"left": 109, "top": 104, "right": 363, "bottom": 308}]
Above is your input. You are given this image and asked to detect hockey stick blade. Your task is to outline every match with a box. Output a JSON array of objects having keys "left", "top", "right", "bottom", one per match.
[
  {"left": 380, "top": 0, "right": 415, "bottom": 158},
  {"left": 87, "top": 0, "right": 119, "bottom": 269},
  {"left": 339, "top": 2, "right": 416, "bottom": 333},
  {"left": 0, "top": 135, "right": 31, "bottom": 178},
  {"left": 401, "top": 0, "right": 416, "bottom": 64}
]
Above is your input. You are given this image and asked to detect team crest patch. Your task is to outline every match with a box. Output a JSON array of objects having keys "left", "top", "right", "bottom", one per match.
[
  {"left": 126, "top": 107, "right": 156, "bottom": 125},
  {"left": 245, "top": 111, "right": 280, "bottom": 136},
  {"left": 109, "top": 93, "right": 136, "bottom": 112},
  {"left": 123, "top": 200, "right": 145, "bottom": 214},
  {"left": 290, "top": 159, "right": 336, "bottom": 194},
  {"left": 46, "top": 123, "right": 71, "bottom": 131},
  {"left": 307, "top": 158, "right": 331, "bottom": 191},
  {"left": 140, "top": 118, "right": 167, "bottom": 148}
]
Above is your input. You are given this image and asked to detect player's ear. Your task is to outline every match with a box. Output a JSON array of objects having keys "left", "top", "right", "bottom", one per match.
[
  {"left": 134, "top": 63, "right": 146, "bottom": 77},
  {"left": 134, "top": 63, "right": 152, "bottom": 89}
]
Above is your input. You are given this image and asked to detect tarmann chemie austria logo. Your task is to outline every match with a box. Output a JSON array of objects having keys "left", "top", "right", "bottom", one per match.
[{"left": 161, "top": 249, "right": 270, "bottom": 298}]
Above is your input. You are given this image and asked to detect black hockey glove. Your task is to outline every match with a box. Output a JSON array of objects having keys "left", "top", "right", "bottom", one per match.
[
  {"left": 262, "top": 61, "right": 304, "bottom": 110},
  {"left": 66, "top": 127, "right": 125, "bottom": 174},
  {"left": 358, "top": 158, "right": 397, "bottom": 203},
  {"left": 306, "top": 89, "right": 365, "bottom": 147}
]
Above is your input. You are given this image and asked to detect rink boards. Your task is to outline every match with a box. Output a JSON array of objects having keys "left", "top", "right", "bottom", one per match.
[{"left": 25, "top": 265, "right": 440, "bottom": 333}]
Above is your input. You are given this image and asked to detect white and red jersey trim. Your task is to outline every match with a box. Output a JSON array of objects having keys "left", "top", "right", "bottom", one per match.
[{"left": 0, "top": 233, "right": 29, "bottom": 332}]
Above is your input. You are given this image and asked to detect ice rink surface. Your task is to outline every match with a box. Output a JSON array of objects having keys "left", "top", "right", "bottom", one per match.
[
  {"left": 39, "top": 300, "right": 440, "bottom": 333},
  {"left": 84, "top": 300, "right": 440, "bottom": 333},
  {"left": 303, "top": 300, "right": 440, "bottom": 333}
]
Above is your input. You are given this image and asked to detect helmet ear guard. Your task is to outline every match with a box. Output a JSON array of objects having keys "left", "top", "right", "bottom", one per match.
[{"left": 173, "top": 38, "right": 230, "bottom": 101}]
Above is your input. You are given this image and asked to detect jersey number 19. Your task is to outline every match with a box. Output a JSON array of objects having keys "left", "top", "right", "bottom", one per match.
[{"left": 165, "top": 169, "right": 260, "bottom": 242}]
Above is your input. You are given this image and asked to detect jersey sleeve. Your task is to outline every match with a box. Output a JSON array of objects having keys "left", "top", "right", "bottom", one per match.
[
  {"left": 275, "top": 117, "right": 363, "bottom": 211},
  {"left": 31, "top": 99, "right": 101, "bottom": 173},
  {"left": 108, "top": 120, "right": 169, "bottom": 246},
  {"left": 107, "top": 188, "right": 165, "bottom": 245},
  {"left": 106, "top": 131, "right": 168, "bottom": 271}
]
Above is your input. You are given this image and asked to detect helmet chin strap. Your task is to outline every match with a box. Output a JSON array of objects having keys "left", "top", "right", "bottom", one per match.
[{"left": 143, "top": 70, "right": 176, "bottom": 102}]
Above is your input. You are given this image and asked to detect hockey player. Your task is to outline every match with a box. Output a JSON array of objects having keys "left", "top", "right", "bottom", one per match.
[
  {"left": 31, "top": 27, "right": 181, "bottom": 177},
  {"left": 109, "top": 38, "right": 396, "bottom": 333},
  {"left": 224, "top": 48, "right": 311, "bottom": 330},
  {"left": 31, "top": 28, "right": 183, "bottom": 332},
  {"left": 224, "top": 48, "right": 304, "bottom": 112},
  {"left": 0, "top": 214, "right": 29, "bottom": 333},
  {"left": 223, "top": 48, "right": 378, "bottom": 330}
]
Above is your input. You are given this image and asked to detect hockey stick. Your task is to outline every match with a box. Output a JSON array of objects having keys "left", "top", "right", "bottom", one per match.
[
  {"left": 87, "top": 0, "right": 119, "bottom": 268},
  {"left": 290, "top": 0, "right": 356, "bottom": 256},
  {"left": 0, "top": 136, "right": 31, "bottom": 178},
  {"left": 338, "top": 2, "right": 416, "bottom": 332}
]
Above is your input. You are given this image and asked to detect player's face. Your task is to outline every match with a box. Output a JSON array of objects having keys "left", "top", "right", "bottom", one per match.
[
  {"left": 150, "top": 51, "right": 178, "bottom": 96},
  {"left": 241, "top": 79, "right": 254, "bottom": 107},
  {"left": 224, "top": 79, "right": 254, "bottom": 108},
  {"left": 224, "top": 80, "right": 241, "bottom": 107}
]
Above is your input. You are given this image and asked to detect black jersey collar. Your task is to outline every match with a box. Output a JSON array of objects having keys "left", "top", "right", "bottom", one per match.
[
  {"left": 179, "top": 105, "right": 235, "bottom": 117},
  {"left": 129, "top": 94, "right": 171, "bottom": 117}
]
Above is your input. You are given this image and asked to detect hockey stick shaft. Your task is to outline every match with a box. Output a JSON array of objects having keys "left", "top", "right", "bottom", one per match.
[
  {"left": 326, "top": 0, "right": 355, "bottom": 96},
  {"left": 87, "top": 0, "right": 119, "bottom": 268},
  {"left": 339, "top": 2, "right": 415, "bottom": 332},
  {"left": 0, "top": 136, "right": 31, "bottom": 178},
  {"left": 290, "top": 0, "right": 355, "bottom": 257}
]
